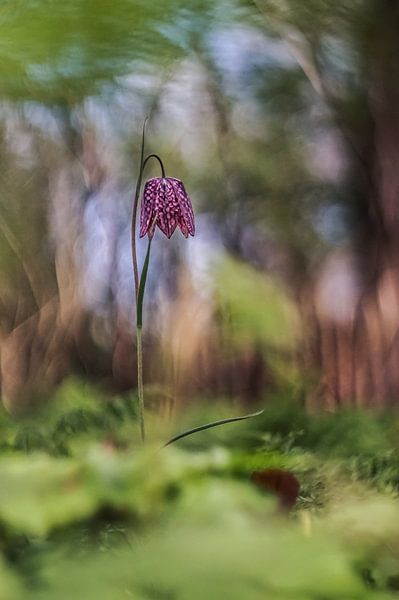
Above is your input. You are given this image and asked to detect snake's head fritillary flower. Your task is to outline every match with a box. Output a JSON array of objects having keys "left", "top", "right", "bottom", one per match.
[{"left": 139, "top": 177, "right": 195, "bottom": 239}]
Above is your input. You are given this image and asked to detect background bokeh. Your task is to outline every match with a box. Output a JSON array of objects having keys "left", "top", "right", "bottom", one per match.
[
  {"left": 3, "top": 4, "right": 399, "bottom": 599},
  {"left": 1, "top": 0, "right": 399, "bottom": 414}
]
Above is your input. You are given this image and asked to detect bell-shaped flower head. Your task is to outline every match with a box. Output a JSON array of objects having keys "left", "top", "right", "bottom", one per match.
[{"left": 139, "top": 177, "right": 195, "bottom": 239}]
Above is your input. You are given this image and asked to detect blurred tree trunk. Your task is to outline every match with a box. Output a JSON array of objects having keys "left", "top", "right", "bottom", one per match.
[
  {"left": 309, "top": 0, "right": 399, "bottom": 407},
  {"left": 361, "top": 0, "right": 399, "bottom": 404}
]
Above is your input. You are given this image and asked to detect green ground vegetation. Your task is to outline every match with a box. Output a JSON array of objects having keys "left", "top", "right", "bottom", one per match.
[{"left": 0, "top": 379, "right": 399, "bottom": 598}]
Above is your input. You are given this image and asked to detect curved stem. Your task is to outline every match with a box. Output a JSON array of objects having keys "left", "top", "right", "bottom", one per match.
[
  {"left": 163, "top": 410, "right": 264, "bottom": 447},
  {"left": 142, "top": 153, "right": 166, "bottom": 178}
]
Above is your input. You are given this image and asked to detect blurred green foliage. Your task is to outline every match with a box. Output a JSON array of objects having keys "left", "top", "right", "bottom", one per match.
[
  {"left": 0, "top": 380, "right": 397, "bottom": 597},
  {"left": 215, "top": 257, "right": 303, "bottom": 390},
  {"left": 0, "top": 0, "right": 183, "bottom": 103},
  {"left": 216, "top": 257, "right": 300, "bottom": 350}
]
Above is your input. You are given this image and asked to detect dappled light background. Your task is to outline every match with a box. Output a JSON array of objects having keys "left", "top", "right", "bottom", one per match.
[{"left": 1, "top": 0, "right": 399, "bottom": 414}]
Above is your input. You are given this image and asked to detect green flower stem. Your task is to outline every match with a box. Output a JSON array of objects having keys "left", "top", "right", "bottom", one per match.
[
  {"left": 131, "top": 118, "right": 165, "bottom": 443},
  {"left": 136, "top": 327, "right": 144, "bottom": 441},
  {"left": 142, "top": 153, "right": 165, "bottom": 178},
  {"left": 137, "top": 238, "right": 152, "bottom": 330},
  {"left": 136, "top": 237, "right": 152, "bottom": 442},
  {"left": 131, "top": 118, "right": 148, "bottom": 299}
]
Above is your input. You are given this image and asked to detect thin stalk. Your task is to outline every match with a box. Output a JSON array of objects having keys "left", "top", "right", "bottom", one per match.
[
  {"left": 142, "top": 154, "right": 165, "bottom": 178},
  {"left": 137, "top": 238, "right": 152, "bottom": 329},
  {"left": 163, "top": 410, "right": 264, "bottom": 447},
  {"left": 131, "top": 118, "right": 148, "bottom": 299},
  {"left": 136, "top": 238, "right": 152, "bottom": 442},
  {"left": 136, "top": 327, "right": 144, "bottom": 441},
  {"left": 131, "top": 120, "right": 165, "bottom": 442}
]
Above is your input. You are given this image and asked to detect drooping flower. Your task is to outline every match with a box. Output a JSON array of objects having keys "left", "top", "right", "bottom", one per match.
[{"left": 139, "top": 177, "right": 195, "bottom": 239}]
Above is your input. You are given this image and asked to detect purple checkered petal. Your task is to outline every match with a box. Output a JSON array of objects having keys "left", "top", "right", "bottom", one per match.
[
  {"left": 178, "top": 214, "right": 189, "bottom": 238},
  {"left": 156, "top": 179, "right": 178, "bottom": 238},
  {"left": 171, "top": 178, "right": 194, "bottom": 234},
  {"left": 139, "top": 178, "right": 158, "bottom": 238},
  {"left": 170, "top": 178, "right": 195, "bottom": 237}
]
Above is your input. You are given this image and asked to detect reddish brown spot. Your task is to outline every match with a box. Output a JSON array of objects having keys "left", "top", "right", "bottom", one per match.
[{"left": 250, "top": 468, "right": 300, "bottom": 512}]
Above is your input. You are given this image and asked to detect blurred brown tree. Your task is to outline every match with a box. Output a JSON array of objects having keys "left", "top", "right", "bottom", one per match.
[{"left": 254, "top": 0, "right": 399, "bottom": 406}]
